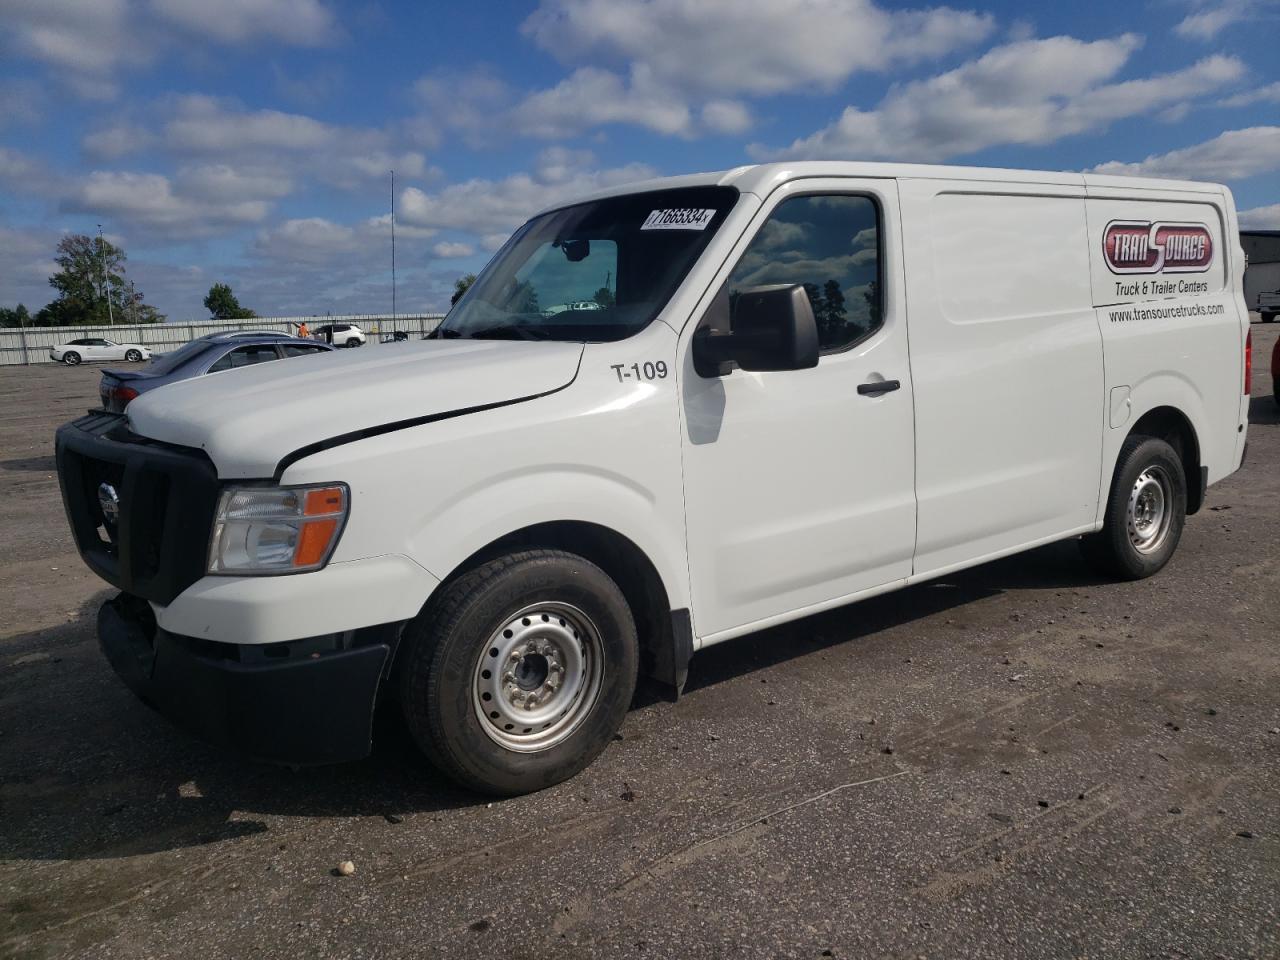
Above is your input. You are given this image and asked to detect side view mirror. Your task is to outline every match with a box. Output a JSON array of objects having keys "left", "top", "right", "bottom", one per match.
[{"left": 692, "top": 283, "right": 820, "bottom": 377}]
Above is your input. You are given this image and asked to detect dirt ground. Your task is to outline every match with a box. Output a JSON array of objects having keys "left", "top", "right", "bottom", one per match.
[{"left": 1, "top": 323, "right": 1277, "bottom": 960}]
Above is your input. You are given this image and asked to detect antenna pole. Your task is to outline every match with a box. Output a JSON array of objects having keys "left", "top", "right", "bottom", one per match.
[{"left": 390, "top": 170, "right": 397, "bottom": 321}]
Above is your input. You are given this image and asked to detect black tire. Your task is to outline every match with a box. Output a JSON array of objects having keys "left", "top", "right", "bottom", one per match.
[
  {"left": 346, "top": 338, "right": 361, "bottom": 348},
  {"left": 63, "top": 352, "right": 81, "bottom": 366},
  {"left": 398, "top": 549, "right": 638, "bottom": 795},
  {"left": 1262, "top": 312, "right": 1277, "bottom": 323},
  {"left": 1080, "top": 435, "right": 1186, "bottom": 580},
  {"left": 125, "top": 349, "right": 142, "bottom": 362}
]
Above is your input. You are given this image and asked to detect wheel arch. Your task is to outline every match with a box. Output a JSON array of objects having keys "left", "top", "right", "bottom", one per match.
[
  {"left": 426, "top": 520, "right": 691, "bottom": 696},
  {"left": 1126, "top": 405, "right": 1204, "bottom": 514}
]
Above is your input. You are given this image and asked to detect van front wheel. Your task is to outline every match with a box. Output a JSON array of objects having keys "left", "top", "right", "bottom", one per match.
[
  {"left": 1080, "top": 435, "right": 1186, "bottom": 580},
  {"left": 399, "top": 549, "right": 638, "bottom": 795}
]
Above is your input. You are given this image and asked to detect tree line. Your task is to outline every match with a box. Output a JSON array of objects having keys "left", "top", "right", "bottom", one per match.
[{"left": 1, "top": 233, "right": 257, "bottom": 328}]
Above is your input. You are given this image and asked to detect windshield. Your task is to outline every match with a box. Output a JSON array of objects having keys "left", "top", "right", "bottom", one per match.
[{"left": 436, "top": 186, "right": 739, "bottom": 342}]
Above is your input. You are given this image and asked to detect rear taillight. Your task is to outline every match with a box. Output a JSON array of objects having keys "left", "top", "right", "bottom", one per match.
[
  {"left": 105, "top": 385, "right": 139, "bottom": 408},
  {"left": 1244, "top": 330, "right": 1252, "bottom": 395}
]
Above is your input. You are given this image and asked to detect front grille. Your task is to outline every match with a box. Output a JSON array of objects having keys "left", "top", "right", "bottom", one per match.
[{"left": 55, "top": 412, "right": 219, "bottom": 605}]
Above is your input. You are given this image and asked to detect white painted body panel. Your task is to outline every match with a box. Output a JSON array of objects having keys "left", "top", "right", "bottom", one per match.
[
  {"left": 138, "top": 162, "right": 1248, "bottom": 652},
  {"left": 126, "top": 338, "right": 583, "bottom": 478},
  {"left": 898, "top": 178, "right": 1105, "bottom": 577}
]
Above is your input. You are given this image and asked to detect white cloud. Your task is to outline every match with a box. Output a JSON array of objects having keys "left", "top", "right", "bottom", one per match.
[
  {"left": 163, "top": 95, "right": 337, "bottom": 154},
  {"left": 1, "top": 0, "right": 342, "bottom": 100},
  {"left": 83, "top": 124, "right": 157, "bottom": 160},
  {"left": 1173, "top": 0, "right": 1266, "bottom": 39},
  {"left": 0, "top": 146, "right": 66, "bottom": 196},
  {"left": 254, "top": 217, "right": 359, "bottom": 264},
  {"left": 84, "top": 96, "right": 430, "bottom": 192},
  {"left": 432, "top": 241, "right": 476, "bottom": 258},
  {"left": 757, "top": 36, "right": 1245, "bottom": 162},
  {"left": 1240, "top": 204, "right": 1280, "bottom": 229},
  {"left": 398, "top": 149, "right": 657, "bottom": 237},
  {"left": 65, "top": 171, "right": 271, "bottom": 236},
  {"left": 1219, "top": 81, "right": 1280, "bottom": 107},
  {"left": 173, "top": 164, "right": 294, "bottom": 202},
  {"left": 1089, "top": 127, "right": 1280, "bottom": 181},
  {"left": 413, "top": 0, "right": 992, "bottom": 143},
  {"left": 0, "top": 225, "right": 60, "bottom": 308},
  {"left": 148, "top": 0, "right": 338, "bottom": 46},
  {"left": 522, "top": 0, "right": 994, "bottom": 97},
  {"left": 240, "top": 215, "right": 460, "bottom": 317},
  {"left": 514, "top": 66, "right": 693, "bottom": 138},
  {"left": 701, "top": 99, "right": 753, "bottom": 135},
  {"left": 0, "top": 0, "right": 145, "bottom": 98}
]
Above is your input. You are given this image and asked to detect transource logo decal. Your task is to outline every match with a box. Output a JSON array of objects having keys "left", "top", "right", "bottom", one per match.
[{"left": 1103, "top": 221, "right": 1213, "bottom": 274}]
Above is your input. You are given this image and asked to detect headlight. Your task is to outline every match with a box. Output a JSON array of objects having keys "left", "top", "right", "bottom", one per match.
[{"left": 208, "top": 483, "right": 349, "bottom": 575}]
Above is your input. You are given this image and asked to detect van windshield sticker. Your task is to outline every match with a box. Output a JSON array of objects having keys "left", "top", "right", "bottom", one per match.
[{"left": 641, "top": 208, "right": 716, "bottom": 231}]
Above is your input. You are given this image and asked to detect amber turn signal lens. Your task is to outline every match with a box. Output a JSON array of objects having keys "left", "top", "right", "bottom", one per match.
[
  {"left": 294, "top": 518, "right": 339, "bottom": 567},
  {"left": 304, "top": 487, "right": 345, "bottom": 516}
]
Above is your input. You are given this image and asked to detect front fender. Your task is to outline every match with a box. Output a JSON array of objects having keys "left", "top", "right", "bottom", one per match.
[{"left": 281, "top": 323, "right": 689, "bottom": 615}]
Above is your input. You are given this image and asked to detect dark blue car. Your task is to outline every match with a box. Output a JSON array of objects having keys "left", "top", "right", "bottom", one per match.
[{"left": 98, "top": 331, "right": 335, "bottom": 412}]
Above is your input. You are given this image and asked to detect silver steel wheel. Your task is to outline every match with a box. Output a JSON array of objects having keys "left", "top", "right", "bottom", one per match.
[
  {"left": 1127, "top": 464, "right": 1173, "bottom": 554},
  {"left": 472, "top": 601, "right": 605, "bottom": 753}
]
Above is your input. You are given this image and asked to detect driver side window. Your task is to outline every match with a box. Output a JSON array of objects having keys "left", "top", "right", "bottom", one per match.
[{"left": 726, "top": 194, "right": 882, "bottom": 353}]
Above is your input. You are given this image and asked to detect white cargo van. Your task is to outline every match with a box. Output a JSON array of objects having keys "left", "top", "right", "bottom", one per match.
[{"left": 56, "top": 162, "right": 1251, "bottom": 794}]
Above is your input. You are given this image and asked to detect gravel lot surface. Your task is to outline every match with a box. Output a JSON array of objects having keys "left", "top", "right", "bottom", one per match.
[{"left": 1, "top": 323, "right": 1277, "bottom": 960}]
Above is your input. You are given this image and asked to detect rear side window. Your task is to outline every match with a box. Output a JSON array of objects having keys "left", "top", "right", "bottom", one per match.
[
  {"left": 280, "top": 344, "right": 328, "bottom": 357},
  {"left": 147, "top": 339, "right": 210, "bottom": 374},
  {"left": 726, "top": 194, "right": 882, "bottom": 353},
  {"left": 207, "top": 344, "right": 280, "bottom": 372}
]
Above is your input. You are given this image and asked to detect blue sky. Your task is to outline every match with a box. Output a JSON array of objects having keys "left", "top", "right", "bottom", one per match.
[{"left": 1, "top": 0, "right": 1278, "bottom": 320}]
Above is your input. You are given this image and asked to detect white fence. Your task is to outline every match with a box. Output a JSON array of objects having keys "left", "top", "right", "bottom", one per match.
[{"left": 0, "top": 314, "right": 446, "bottom": 366}]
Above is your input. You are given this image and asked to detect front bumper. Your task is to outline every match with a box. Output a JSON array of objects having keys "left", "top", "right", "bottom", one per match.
[{"left": 99, "top": 593, "right": 396, "bottom": 765}]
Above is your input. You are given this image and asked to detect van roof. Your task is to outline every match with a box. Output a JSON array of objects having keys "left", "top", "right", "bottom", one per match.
[{"left": 532, "top": 161, "right": 1227, "bottom": 218}]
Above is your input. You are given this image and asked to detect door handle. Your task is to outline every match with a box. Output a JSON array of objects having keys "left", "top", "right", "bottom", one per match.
[{"left": 857, "top": 379, "right": 901, "bottom": 396}]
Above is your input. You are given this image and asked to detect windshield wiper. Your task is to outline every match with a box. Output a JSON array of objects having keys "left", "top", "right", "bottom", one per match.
[{"left": 461, "top": 322, "right": 548, "bottom": 341}]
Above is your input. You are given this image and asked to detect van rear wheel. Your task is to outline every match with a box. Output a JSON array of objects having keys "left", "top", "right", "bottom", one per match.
[
  {"left": 398, "top": 549, "right": 638, "bottom": 795},
  {"left": 1080, "top": 435, "right": 1186, "bottom": 580}
]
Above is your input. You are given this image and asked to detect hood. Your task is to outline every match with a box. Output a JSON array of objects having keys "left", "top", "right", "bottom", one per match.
[{"left": 126, "top": 339, "right": 583, "bottom": 478}]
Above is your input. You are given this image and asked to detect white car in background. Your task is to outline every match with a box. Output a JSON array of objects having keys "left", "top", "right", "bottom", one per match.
[
  {"left": 50, "top": 338, "right": 151, "bottom": 365},
  {"left": 312, "top": 323, "right": 367, "bottom": 347}
]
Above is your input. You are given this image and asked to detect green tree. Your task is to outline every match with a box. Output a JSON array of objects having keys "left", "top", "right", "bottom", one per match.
[
  {"left": 821, "top": 278, "right": 846, "bottom": 340},
  {"left": 863, "top": 280, "right": 882, "bottom": 331},
  {"left": 0, "top": 304, "right": 31, "bottom": 328},
  {"left": 802, "top": 281, "right": 826, "bottom": 329},
  {"left": 451, "top": 273, "right": 477, "bottom": 306},
  {"left": 592, "top": 285, "right": 615, "bottom": 308},
  {"left": 204, "top": 282, "right": 256, "bottom": 320},
  {"left": 39, "top": 234, "right": 163, "bottom": 326}
]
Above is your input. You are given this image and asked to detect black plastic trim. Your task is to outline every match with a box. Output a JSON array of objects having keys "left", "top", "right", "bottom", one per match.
[
  {"left": 655, "top": 608, "right": 694, "bottom": 700},
  {"left": 1190, "top": 464, "right": 1209, "bottom": 516},
  {"left": 857, "top": 379, "right": 901, "bottom": 396},
  {"left": 56, "top": 412, "right": 219, "bottom": 605},
  {"left": 98, "top": 594, "right": 394, "bottom": 765}
]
